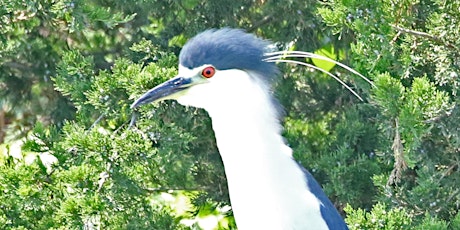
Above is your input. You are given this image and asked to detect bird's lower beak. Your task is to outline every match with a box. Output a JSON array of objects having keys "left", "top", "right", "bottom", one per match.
[{"left": 131, "top": 76, "right": 192, "bottom": 108}]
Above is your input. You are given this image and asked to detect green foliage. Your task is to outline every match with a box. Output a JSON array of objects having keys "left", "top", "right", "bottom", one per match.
[
  {"left": 1, "top": 0, "right": 459, "bottom": 229},
  {"left": 415, "top": 213, "right": 448, "bottom": 230},
  {"left": 345, "top": 202, "right": 412, "bottom": 229}
]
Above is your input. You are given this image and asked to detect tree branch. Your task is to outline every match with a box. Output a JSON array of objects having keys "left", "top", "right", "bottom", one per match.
[{"left": 391, "top": 24, "right": 457, "bottom": 50}]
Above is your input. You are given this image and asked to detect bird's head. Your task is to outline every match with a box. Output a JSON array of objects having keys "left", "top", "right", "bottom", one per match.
[{"left": 131, "top": 28, "right": 278, "bottom": 113}]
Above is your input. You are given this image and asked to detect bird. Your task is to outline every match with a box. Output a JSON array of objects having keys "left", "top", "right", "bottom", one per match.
[{"left": 131, "top": 28, "right": 362, "bottom": 229}]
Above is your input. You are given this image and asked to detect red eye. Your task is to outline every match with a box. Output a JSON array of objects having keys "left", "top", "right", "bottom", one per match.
[{"left": 201, "top": 66, "right": 216, "bottom": 78}]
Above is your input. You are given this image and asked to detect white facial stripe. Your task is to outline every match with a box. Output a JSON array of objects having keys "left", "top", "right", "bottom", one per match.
[{"left": 178, "top": 64, "right": 195, "bottom": 77}]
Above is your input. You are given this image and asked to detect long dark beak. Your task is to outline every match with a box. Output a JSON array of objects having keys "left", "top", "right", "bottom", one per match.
[{"left": 131, "top": 76, "right": 192, "bottom": 109}]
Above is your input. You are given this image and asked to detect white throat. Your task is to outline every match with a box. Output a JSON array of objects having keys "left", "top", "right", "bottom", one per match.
[{"left": 181, "top": 70, "right": 328, "bottom": 229}]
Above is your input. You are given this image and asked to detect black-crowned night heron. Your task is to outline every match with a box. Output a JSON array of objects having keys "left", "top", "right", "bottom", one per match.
[{"left": 131, "top": 28, "right": 365, "bottom": 229}]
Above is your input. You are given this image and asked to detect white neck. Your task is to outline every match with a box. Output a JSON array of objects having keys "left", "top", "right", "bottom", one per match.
[
  {"left": 205, "top": 76, "right": 328, "bottom": 230},
  {"left": 177, "top": 69, "right": 329, "bottom": 229}
]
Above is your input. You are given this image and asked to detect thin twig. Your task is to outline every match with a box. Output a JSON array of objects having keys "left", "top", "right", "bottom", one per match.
[
  {"left": 128, "top": 112, "right": 138, "bottom": 129},
  {"left": 247, "top": 15, "right": 273, "bottom": 32},
  {"left": 144, "top": 187, "right": 202, "bottom": 193},
  {"left": 89, "top": 113, "right": 105, "bottom": 131},
  {"left": 391, "top": 24, "right": 457, "bottom": 50}
]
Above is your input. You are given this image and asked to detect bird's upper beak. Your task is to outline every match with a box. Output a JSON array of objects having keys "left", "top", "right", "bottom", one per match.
[{"left": 131, "top": 76, "right": 193, "bottom": 108}]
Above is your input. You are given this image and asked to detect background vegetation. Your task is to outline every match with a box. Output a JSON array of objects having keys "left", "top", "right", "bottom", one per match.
[{"left": 1, "top": 0, "right": 459, "bottom": 229}]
